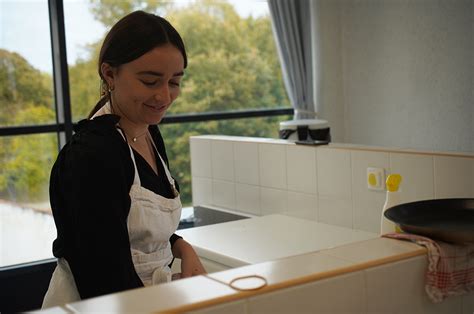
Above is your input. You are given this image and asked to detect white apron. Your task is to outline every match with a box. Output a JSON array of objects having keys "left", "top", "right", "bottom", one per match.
[{"left": 42, "top": 106, "right": 182, "bottom": 308}]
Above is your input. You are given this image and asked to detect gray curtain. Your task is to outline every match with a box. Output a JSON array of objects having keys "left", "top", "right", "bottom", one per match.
[{"left": 269, "top": 0, "right": 318, "bottom": 120}]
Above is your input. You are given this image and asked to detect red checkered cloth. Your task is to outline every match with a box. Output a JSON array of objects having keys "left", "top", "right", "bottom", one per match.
[{"left": 382, "top": 232, "right": 474, "bottom": 303}]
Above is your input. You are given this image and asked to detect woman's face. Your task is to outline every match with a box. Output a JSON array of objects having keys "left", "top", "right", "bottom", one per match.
[{"left": 105, "top": 44, "right": 185, "bottom": 125}]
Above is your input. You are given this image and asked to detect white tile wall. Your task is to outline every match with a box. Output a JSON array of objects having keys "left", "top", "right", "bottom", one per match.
[
  {"left": 192, "top": 177, "right": 212, "bottom": 206},
  {"left": 190, "top": 136, "right": 474, "bottom": 233},
  {"left": 351, "top": 150, "right": 390, "bottom": 233},
  {"left": 353, "top": 195, "right": 386, "bottom": 233},
  {"left": 260, "top": 187, "right": 287, "bottom": 216},
  {"left": 234, "top": 142, "right": 259, "bottom": 185},
  {"left": 286, "top": 145, "right": 317, "bottom": 194},
  {"left": 259, "top": 144, "right": 287, "bottom": 190},
  {"left": 316, "top": 148, "right": 352, "bottom": 198},
  {"left": 246, "top": 271, "right": 367, "bottom": 313},
  {"left": 287, "top": 191, "right": 318, "bottom": 221},
  {"left": 318, "top": 196, "right": 353, "bottom": 228},
  {"left": 211, "top": 140, "right": 234, "bottom": 181},
  {"left": 434, "top": 156, "right": 474, "bottom": 198},
  {"left": 235, "top": 183, "right": 260, "bottom": 216},
  {"left": 190, "top": 138, "right": 212, "bottom": 178},
  {"left": 390, "top": 153, "right": 435, "bottom": 203},
  {"left": 212, "top": 180, "right": 235, "bottom": 210},
  {"left": 365, "top": 256, "right": 462, "bottom": 314}
]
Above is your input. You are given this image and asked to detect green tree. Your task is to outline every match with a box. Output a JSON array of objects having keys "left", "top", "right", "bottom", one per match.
[
  {"left": 88, "top": 0, "right": 172, "bottom": 26},
  {"left": 68, "top": 43, "right": 102, "bottom": 119},
  {"left": 0, "top": 107, "right": 56, "bottom": 202},
  {"left": 163, "top": 1, "right": 290, "bottom": 204},
  {"left": 0, "top": 49, "right": 53, "bottom": 125},
  {"left": 0, "top": 50, "right": 56, "bottom": 202}
]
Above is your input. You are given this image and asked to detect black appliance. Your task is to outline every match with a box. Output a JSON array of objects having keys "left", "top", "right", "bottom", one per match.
[{"left": 178, "top": 206, "right": 249, "bottom": 229}]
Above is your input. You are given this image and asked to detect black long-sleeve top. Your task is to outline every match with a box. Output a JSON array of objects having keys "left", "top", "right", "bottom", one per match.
[{"left": 49, "top": 114, "right": 181, "bottom": 300}]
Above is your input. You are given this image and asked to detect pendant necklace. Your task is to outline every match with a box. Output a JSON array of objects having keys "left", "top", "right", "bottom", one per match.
[{"left": 131, "top": 130, "right": 148, "bottom": 142}]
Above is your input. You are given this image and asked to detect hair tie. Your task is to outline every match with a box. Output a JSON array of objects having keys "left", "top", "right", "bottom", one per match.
[{"left": 228, "top": 275, "right": 268, "bottom": 291}]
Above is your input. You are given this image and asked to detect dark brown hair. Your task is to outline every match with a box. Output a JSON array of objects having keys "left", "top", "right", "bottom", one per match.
[{"left": 88, "top": 11, "right": 187, "bottom": 118}]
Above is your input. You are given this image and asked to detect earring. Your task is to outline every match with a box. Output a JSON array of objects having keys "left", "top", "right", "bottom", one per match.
[{"left": 108, "top": 84, "right": 114, "bottom": 92}]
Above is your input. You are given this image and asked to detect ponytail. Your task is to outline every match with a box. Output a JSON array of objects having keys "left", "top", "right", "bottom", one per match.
[
  {"left": 88, "top": 79, "right": 110, "bottom": 119},
  {"left": 88, "top": 97, "right": 109, "bottom": 119}
]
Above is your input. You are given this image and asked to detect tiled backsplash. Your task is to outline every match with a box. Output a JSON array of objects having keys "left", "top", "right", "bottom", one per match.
[{"left": 190, "top": 136, "right": 474, "bottom": 233}]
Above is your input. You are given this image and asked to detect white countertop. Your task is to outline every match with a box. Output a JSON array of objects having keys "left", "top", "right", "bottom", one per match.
[{"left": 176, "top": 214, "right": 377, "bottom": 268}]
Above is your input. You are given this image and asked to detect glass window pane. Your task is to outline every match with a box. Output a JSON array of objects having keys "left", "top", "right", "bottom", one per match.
[
  {"left": 160, "top": 115, "right": 292, "bottom": 206},
  {"left": 0, "top": 0, "right": 55, "bottom": 126},
  {"left": 64, "top": 0, "right": 289, "bottom": 122},
  {"left": 0, "top": 133, "right": 57, "bottom": 267}
]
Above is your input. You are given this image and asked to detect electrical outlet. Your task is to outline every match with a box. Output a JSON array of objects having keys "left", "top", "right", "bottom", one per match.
[{"left": 367, "top": 167, "right": 385, "bottom": 191}]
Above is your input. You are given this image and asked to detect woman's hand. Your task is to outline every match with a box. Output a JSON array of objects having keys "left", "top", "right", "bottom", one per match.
[{"left": 172, "top": 239, "right": 207, "bottom": 279}]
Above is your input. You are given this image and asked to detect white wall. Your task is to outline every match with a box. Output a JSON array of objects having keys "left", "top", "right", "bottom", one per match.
[{"left": 315, "top": 0, "right": 473, "bottom": 153}]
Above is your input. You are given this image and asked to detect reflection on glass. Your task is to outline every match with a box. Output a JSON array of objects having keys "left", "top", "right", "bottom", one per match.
[
  {"left": 160, "top": 115, "right": 292, "bottom": 206},
  {"left": 0, "top": 0, "right": 55, "bottom": 126},
  {"left": 0, "top": 134, "right": 57, "bottom": 267},
  {"left": 64, "top": 0, "right": 289, "bottom": 121}
]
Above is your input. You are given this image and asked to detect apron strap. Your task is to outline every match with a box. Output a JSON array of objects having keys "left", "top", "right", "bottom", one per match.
[
  {"left": 147, "top": 133, "right": 178, "bottom": 194},
  {"left": 116, "top": 128, "right": 141, "bottom": 186}
]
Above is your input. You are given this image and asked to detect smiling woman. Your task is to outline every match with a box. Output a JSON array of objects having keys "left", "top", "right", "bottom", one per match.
[
  {"left": 42, "top": 11, "right": 207, "bottom": 308},
  {"left": 98, "top": 45, "right": 185, "bottom": 128}
]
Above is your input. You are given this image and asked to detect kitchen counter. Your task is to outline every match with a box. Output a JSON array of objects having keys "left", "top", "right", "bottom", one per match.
[
  {"left": 47, "top": 237, "right": 431, "bottom": 313},
  {"left": 176, "top": 214, "right": 377, "bottom": 268},
  {"left": 39, "top": 213, "right": 474, "bottom": 313}
]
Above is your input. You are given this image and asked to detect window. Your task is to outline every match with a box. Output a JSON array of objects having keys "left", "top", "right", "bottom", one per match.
[
  {"left": 0, "top": 0, "right": 55, "bottom": 127},
  {"left": 64, "top": 0, "right": 290, "bottom": 205},
  {"left": 64, "top": 0, "right": 288, "bottom": 120},
  {"left": 0, "top": 134, "right": 57, "bottom": 266},
  {"left": 0, "top": 1, "right": 57, "bottom": 267},
  {"left": 0, "top": 0, "right": 290, "bottom": 268}
]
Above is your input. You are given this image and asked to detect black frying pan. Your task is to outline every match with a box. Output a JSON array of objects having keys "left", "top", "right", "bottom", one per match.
[{"left": 384, "top": 198, "right": 474, "bottom": 244}]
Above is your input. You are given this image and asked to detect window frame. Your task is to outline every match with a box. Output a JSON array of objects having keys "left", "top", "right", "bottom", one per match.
[{"left": 0, "top": 0, "right": 292, "bottom": 270}]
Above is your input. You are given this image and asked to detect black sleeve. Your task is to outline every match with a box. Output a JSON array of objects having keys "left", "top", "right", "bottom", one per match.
[
  {"left": 170, "top": 233, "right": 182, "bottom": 247},
  {"left": 50, "top": 139, "right": 144, "bottom": 300}
]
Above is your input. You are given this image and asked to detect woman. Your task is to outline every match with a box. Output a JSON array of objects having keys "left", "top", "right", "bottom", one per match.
[{"left": 42, "top": 11, "right": 206, "bottom": 308}]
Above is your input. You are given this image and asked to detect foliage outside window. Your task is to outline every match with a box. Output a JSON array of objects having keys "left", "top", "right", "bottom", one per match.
[{"left": 0, "top": 0, "right": 55, "bottom": 206}]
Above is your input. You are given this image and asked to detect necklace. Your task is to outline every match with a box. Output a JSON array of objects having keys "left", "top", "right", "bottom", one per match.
[
  {"left": 131, "top": 130, "right": 148, "bottom": 142},
  {"left": 119, "top": 125, "right": 148, "bottom": 143},
  {"left": 116, "top": 120, "right": 148, "bottom": 142}
]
